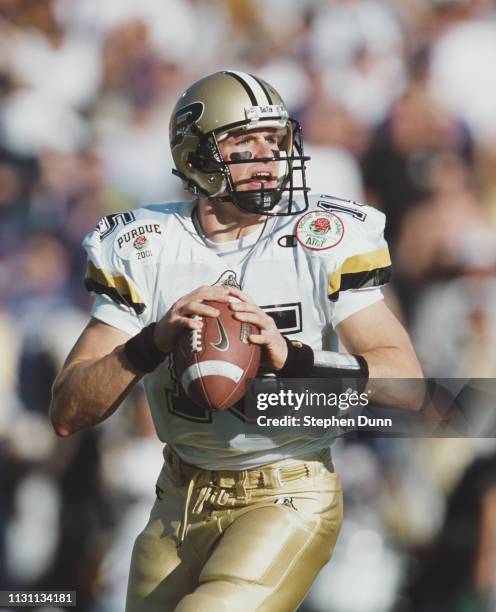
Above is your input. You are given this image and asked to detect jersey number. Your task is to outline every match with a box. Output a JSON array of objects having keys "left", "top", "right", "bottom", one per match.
[
  {"left": 96, "top": 212, "right": 135, "bottom": 239},
  {"left": 317, "top": 198, "right": 367, "bottom": 222}
]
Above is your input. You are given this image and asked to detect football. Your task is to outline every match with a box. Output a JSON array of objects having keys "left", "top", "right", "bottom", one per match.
[{"left": 173, "top": 300, "right": 261, "bottom": 411}]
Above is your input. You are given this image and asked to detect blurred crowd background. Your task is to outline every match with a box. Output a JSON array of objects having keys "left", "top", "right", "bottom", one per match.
[{"left": 1, "top": 0, "right": 496, "bottom": 610}]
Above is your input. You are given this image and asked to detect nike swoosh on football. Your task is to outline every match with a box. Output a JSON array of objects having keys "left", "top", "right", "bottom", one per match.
[{"left": 210, "top": 318, "right": 229, "bottom": 352}]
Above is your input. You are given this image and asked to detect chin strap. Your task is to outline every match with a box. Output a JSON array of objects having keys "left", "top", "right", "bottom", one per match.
[{"left": 229, "top": 189, "right": 283, "bottom": 214}]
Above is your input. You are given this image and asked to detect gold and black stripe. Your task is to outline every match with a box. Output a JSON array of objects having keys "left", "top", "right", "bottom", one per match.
[
  {"left": 225, "top": 71, "right": 258, "bottom": 105},
  {"left": 328, "top": 246, "right": 392, "bottom": 301},
  {"left": 85, "top": 261, "right": 146, "bottom": 315},
  {"left": 250, "top": 74, "right": 273, "bottom": 104}
]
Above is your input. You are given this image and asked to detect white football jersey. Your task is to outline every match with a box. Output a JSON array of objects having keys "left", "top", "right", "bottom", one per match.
[{"left": 83, "top": 194, "right": 391, "bottom": 469}]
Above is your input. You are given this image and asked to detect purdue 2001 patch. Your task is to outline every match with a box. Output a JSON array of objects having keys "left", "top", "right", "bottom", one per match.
[
  {"left": 295, "top": 211, "right": 344, "bottom": 251},
  {"left": 115, "top": 221, "right": 165, "bottom": 262}
]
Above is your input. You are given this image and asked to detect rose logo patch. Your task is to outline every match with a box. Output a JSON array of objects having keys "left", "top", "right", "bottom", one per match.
[
  {"left": 133, "top": 235, "right": 148, "bottom": 250},
  {"left": 296, "top": 211, "right": 344, "bottom": 250},
  {"left": 310, "top": 217, "right": 331, "bottom": 234}
]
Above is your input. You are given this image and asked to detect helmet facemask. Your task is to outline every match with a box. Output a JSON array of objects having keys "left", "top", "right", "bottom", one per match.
[
  {"left": 206, "top": 119, "right": 309, "bottom": 215},
  {"left": 173, "top": 117, "right": 310, "bottom": 216}
]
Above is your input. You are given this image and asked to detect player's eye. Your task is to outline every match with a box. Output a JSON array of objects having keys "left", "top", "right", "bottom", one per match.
[
  {"left": 235, "top": 137, "right": 251, "bottom": 146},
  {"left": 268, "top": 132, "right": 286, "bottom": 146}
]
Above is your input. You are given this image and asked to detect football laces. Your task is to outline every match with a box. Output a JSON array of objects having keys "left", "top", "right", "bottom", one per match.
[{"left": 190, "top": 315, "right": 203, "bottom": 352}]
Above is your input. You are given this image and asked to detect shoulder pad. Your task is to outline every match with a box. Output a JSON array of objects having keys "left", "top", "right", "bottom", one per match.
[
  {"left": 299, "top": 195, "right": 391, "bottom": 300},
  {"left": 82, "top": 208, "right": 152, "bottom": 315},
  {"left": 82, "top": 202, "right": 192, "bottom": 313},
  {"left": 91, "top": 201, "right": 191, "bottom": 245}
]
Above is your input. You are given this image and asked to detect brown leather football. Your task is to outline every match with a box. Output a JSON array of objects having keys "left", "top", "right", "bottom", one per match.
[{"left": 173, "top": 300, "right": 261, "bottom": 411}]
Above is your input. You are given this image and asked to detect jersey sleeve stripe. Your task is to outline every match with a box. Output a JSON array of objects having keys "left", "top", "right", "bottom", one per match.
[
  {"left": 85, "top": 261, "right": 146, "bottom": 315},
  {"left": 327, "top": 246, "right": 392, "bottom": 301}
]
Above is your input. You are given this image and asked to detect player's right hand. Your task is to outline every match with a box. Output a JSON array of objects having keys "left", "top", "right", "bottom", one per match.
[{"left": 153, "top": 285, "right": 231, "bottom": 352}]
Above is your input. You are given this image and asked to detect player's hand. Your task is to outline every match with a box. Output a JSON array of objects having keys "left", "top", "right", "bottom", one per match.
[
  {"left": 153, "top": 285, "right": 232, "bottom": 352},
  {"left": 228, "top": 288, "right": 288, "bottom": 371}
]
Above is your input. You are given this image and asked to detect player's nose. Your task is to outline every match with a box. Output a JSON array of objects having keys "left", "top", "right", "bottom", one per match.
[{"left": 253, "top": 138, "right": 274, "bottom": 160}]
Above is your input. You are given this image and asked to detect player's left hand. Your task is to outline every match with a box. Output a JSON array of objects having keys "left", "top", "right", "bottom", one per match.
[{"left": 228, "top": 288, "right": 288, "bottom": 371}]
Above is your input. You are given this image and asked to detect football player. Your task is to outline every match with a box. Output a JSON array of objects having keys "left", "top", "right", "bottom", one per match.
[{"left": 50, "top": 70, "right": 422, "bottom": 612}]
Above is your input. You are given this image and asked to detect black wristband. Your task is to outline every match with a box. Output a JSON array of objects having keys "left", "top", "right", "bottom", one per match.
[
  {"left": 352, "top": 354, "right": 369, "bottom": 382},
  {"left": 124, "top": 323, "right": 168, "bottom": 373},
  {"left": 277, "top": 337, "right": 315, "bottom": 378},
  {"left": 311, "top": 351, "right": 369, "bottom": 394},
  {"left": 349, "top": 354, "right": 369, "bottom": 394}
]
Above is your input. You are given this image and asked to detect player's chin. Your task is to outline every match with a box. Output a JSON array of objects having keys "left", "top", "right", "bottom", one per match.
[{"left": 219, "top": 199, "right": 262, "bottom": 219}]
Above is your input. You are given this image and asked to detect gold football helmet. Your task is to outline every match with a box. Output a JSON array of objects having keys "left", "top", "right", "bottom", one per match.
[{"left": 169, "top": 70, "right": 310, "bottom": 215}]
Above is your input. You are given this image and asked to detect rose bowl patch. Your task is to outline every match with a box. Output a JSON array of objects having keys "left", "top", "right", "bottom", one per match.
[{"left": 295, "top": 211, "right": 344, "bottom": 250}]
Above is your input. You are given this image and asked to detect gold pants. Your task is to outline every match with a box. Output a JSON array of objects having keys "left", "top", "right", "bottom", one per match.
[{"left": 125, "top": 448, "right": 343, "bottom": 612}]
